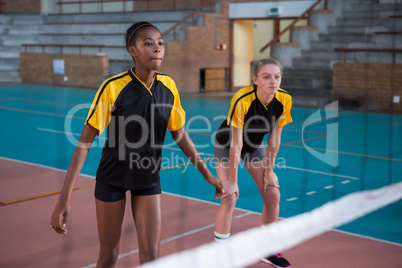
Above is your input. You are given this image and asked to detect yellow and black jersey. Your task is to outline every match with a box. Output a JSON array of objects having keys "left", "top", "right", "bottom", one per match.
[
  {"left": 86, "top": 68, "right": 186, "bottom": 190},
  {"left": 215, "top": 85, "right": 292, "bottom": 154}
]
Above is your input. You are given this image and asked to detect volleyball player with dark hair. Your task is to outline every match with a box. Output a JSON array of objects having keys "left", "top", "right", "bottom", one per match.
[
  {"left": 213, "top": 58, "right": 293, "bottom": 268},
  {"left": 51, "top": 21, "right": 227, "bottom": 267}
]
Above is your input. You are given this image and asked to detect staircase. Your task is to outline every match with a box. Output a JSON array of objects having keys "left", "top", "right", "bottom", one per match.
[
  {"left": 279, "top": 0, "right": 402, "bottom": 108},
  {"left": 0, "top": 14, "right": 43, "bottom": 83}
]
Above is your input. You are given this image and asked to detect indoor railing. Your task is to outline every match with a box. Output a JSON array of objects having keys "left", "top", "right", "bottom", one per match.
[
  {"left": 259, "top": 0, "right": 328, "bottom": 56},
  {"left": 22, "top": 43, "right": 105, "bottom": 55},
  {"left": 334, "top": 48, "right": 402, "bottom": 64}
]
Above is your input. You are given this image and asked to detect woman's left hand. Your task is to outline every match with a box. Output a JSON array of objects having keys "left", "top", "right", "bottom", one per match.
[
  {"left": 204, "top": 174, "right": 229, "bottom": 199},
  {"left": 263, "top": 169, "right": 279, "bottom": 192}
]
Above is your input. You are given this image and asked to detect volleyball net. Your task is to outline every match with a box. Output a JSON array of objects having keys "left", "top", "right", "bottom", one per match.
[{"left": 141, "top": 182, "right": 402, "bottom": 268}]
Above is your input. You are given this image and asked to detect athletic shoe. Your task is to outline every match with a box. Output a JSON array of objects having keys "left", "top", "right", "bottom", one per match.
[{"left": 261, "top": 253, "right": 291, "bottom": 268}]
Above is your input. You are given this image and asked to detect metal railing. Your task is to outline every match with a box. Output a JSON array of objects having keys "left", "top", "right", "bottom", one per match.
[
  {"left": 260, "top": 0, "right": 327, "bottom": 56},
  {"left": 334, "top": 48, "right": 402, "bottom": 64},
  {"left": 55, "top": 0, "right": 208, "bottom": 14},
  {"left": 162, "top": 0, "right": 213, "bottom": 40},
  {"left": 22, "top": 44, "right": 105, "bottom": 55}
]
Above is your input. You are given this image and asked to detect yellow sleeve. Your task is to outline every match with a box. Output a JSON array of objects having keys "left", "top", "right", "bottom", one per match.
[
  {"left": 276, "top": 95, "right": 293, "bottom": 128},
  {"left": 228, "top": 98, "right": 246, "bottom": 129},
  {"left": 85, "top": 84, "right": 112, "bottom": 135},
  {"left": 167, "top": 81, "right": 186, "bottom": 131}
]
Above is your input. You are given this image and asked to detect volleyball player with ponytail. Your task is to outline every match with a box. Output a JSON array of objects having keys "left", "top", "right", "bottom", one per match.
[{"left": 213, "top": 58, "right": 293, "bottom": 268}]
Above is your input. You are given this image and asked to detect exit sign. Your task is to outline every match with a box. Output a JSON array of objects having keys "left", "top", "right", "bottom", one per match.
[{"left": 268, "top": 7, "right": 281, "bottom": 16}]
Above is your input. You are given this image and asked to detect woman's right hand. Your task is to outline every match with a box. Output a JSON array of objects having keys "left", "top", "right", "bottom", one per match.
[
  {"left": 49, "top": 125, "right": 98, "bottom": 235},
  {"left": 50, "top": 201, "right": 70, "bottom": 235}
]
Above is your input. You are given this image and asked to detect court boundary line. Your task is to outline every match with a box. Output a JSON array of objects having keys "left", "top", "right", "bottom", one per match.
[
  {"left": 279, "top": 165, "right": 358, "bottom": 180},
  {"left": 0, "top": 156, "right": 364, "bottom": 205},
  {"left": 4, "top": 93, "right": 394, "bottom": 137},
  {"left": 4, "top": 98, "right": 402, "bottom": 161},
  {"left": 0, "top": 97, "right": 83, "bottom": 107},
  {"left": 37, "top": 127, "right": 402, "bottom": 162},
  {"left": 0, "top": 105, "right": 87, "bottom": 119},
  {"left": 334, "top": 228, "right": 402, "bottom": 247},
  {"left": 0, "top": 156, "right": 213, "bottom": 205},
  {"left": 1, "top": 156, "right": 401, "bottom": 247},
  {"left": 281, "top": 133, "right": 330, "bottom": 146},
  {"left": 81, "top": 211, "right": 255, "bottom": 268},
  {"left": 0, "top": 156, "right": 95, "bottom": 178},
  {"left": 164, "top": 191, "right": 402, "bottom": 248},
  {"left": 284, "top": 144, "right": 402, "bottom": 162},
  {"left": 0, "top": 183, "right": 95, "bottom": 206}
]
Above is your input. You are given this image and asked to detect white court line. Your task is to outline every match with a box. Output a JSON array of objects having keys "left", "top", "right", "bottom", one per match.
[
  {"left": 37, "top": 127, "right": 101, "bottom": 139},
  {"left": 37, "top": 127, "right": 214, "bottom": 156},
  {"left": 1, "top": 155, "right": 399, "bottom": 249},
  {"left": 333, "top": 229, "right": 402, "bottom": 247},
  {"left": 288, "top": 183, "right": 354, "bottom": 201},
  {"left": 0, "top": 156, "right": 95, "bottom": 179},
  {"left": 278, "top": 165, "right": 359, "bottom": 180},
  {"left": 81, "top": 211, "right": 254, "bottom": 268},
  {"left": 0, "top": 105, "right": 86, "bottom": 119},
  {"left": 38, "top": 127, "right": 357, "bottom": 180},
  {"left": 161, "top": 146, "right": 213, "bottom": 156},
  {"left": 141, "top": 183, "right": 402, "bottom": 268}
]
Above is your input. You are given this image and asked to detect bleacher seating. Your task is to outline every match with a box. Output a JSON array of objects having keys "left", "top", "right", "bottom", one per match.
[
  {"left": 280, "top": 0, "right": 402, "bottom": 107},
  {"left": 0, "top": 8, "right": 204, "bottom": 83},
  {"left": 1, "top": 0, "right": 401, "bottom": 105}
]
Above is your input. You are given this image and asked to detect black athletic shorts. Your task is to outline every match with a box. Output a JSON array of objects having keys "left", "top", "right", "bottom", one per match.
[{"left": 94, "top": 180, "right": 161, "bottom": 202}]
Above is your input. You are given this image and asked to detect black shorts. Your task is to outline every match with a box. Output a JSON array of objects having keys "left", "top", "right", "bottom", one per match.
[{"left": 94, "top": 180, "right": 161, "bottom": 202}]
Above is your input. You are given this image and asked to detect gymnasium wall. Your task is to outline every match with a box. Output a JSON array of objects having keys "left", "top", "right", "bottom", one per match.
[
  {"left": 158, "top": 2, "right": 230, "bottom": 93},
  {"left": 20, "top": 53, "right": 109, "bottom": 88},
  {"left": 333, "top": 63, "right": 402, "bottom": 112},
  {"left": 29, "top": 0, "right": 310, "bottom": 92},
  {"left": 1, "top": 0, "right": 41, "bottom": 13}
]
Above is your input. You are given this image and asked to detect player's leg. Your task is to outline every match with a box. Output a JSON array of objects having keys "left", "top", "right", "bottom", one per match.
[
  {"left": 94, "top": 180, "right": 127, "bottom": 267},
  {"left": 131, "top": 193, "right": 162, "bottom": 264},
  {"left": 95, "top": 198, "right": 126, "bottom": 268},
  {"left": 214, "top": 160, "right": 237, "bottom": 241},
  {"left": 244, "top": 160, "right": 280, "bottom": 225},
  {"left": 244, "top": 160, "right": 290, "bottom": 267}
]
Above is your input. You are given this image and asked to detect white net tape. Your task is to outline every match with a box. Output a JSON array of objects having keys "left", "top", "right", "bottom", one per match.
[{"left": 142, "top": 182, "right": 402, "bottom": 268}]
